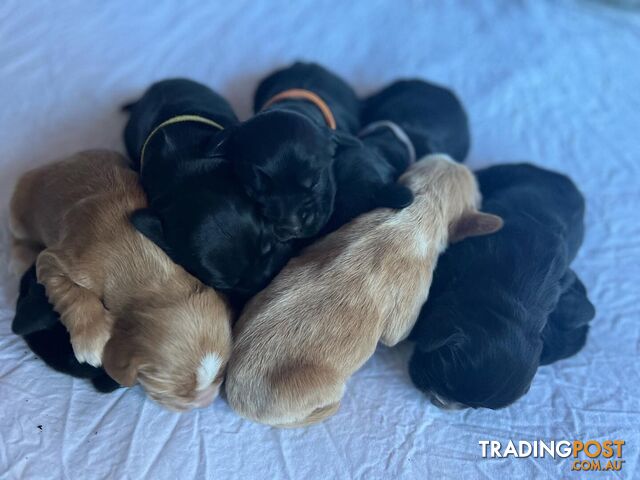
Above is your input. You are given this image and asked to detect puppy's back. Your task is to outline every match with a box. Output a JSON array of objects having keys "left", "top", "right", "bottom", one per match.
[
  {"left": 476, "top": 163, "right": 586, "bottom": 261},
  {"left": 10, "top": 150, "right": 140, "bottom": 247}
]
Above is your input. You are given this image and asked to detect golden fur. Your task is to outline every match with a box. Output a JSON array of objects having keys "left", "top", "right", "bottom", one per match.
[
  {"left": 225, "top": 154, "right": 503, "bottom": 427},
  {"left": 9, "top": 150, "right": 233, "bottom": 411}
]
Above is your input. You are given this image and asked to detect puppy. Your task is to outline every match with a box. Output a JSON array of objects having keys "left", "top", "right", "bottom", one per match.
[
  {"left": 316, "top": 124, "right": 416, "bottom": 236},
  {"left": 219, "top": 62, "right": 361, "bottom": 240},
  {"left": 123, "top": 77, "right": 238, "bottom": 181},
  {"left": 9, "top": 150, "right": 233, "bottom": 411},
  {"left": 361, "top": 79, "right": 471, "bottom": 162},
  {"left": 225, "top": 155, "right": 502, "bottom": 427},
  {"left": 254, "top": 61, "right": 360, "bottom": 133},
  {"left": 409, "top": 163, "right": 594, "bottom": 410},
  {"left": 12, "top": 265, "right": 119, "bottom": 392},
  {"left": 131, "top": 162, "right": 293, "bottom": 306},
  {"left": 123, "top": 79, "right": 290, "bottom": 301}
]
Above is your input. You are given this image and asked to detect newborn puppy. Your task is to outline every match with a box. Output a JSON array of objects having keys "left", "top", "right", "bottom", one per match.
[
  {"left": 226, "top": 155, "right": 502, "bottom": 427},
  {"left": 123, "top": 78, "right": 238, "bottom": 180},
  {"left": 254, "top": 61, "right": 360, "bottom": 133},
  {"left": 131, "top": 162, "right": 293, "bottom": 306},
  {"left": 123, "top": 79, "right": 289, "bottom": 301},
  {"left": 10, "top": 150, "right": 233, "bottom": 411},
  {"left": 361, "top": 79, "right": 471, "bottom": 162},
  {"left": 317, "top": 124, "right": 416, "bottom": 236},
  {"left": 12, "top": 265, "right": 119, "bottom": 392},
  {"left": 409, "top": 163, "right": 594, "bottom": 410},
  {"left": 220, "top": 62, "right": 361, "bottom": 240}
]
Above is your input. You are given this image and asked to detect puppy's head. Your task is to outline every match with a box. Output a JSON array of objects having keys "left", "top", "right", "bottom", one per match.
[
  {"left": 223, "top": 110, "right": 341, "bottom": 240},
  {"left": 410, "top": 293, "right": 543, "bottom": 410},
  {"left": 131, "top": 185, "right": 287, "bottom": 298},
  {"left": 401, "top": 154, "right": 503, "bottom": 242},
  {"left": 102, "top": 282, "right": 232, "bottom": 411}
]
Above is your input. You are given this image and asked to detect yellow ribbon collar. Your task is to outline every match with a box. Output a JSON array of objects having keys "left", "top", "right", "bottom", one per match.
[{"left": 139, "top": 114, "right": 224, "bottom": 167}]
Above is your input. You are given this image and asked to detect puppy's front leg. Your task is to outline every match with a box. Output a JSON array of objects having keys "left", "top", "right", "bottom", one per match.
[{"left": 36, "top": 250, "right": 113, "bottom": 367}]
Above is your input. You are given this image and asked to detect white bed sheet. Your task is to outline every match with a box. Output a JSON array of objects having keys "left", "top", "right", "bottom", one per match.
[{"left": 1, "top": 1, "right": 639, "bottom": 478}]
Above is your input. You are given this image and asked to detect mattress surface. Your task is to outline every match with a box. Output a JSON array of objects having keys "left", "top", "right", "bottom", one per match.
[{"left": 1, "top": 1, "right": 638, "bottom": 478}]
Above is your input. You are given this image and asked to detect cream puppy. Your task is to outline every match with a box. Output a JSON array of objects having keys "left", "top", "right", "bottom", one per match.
[
  {"left": 225, "top": 154, "right": 503, "bottom": 427},
  {"left": 10, "top": 150, "right": 232, "bottom": 411}
]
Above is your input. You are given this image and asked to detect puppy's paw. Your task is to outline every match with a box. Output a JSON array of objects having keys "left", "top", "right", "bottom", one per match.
[{"left": 70, "top": 323, "right": 112, "bottom": 367}]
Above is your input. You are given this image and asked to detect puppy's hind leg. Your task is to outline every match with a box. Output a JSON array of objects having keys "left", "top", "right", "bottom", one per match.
[
  {"left": 36, "top": 249, "right": 114, "bottom": 367},
  {"left": 374, "top": 184, "right": 414, "bottom": 210},
  {"left": 540, "top": 273, "right": 595, "bottom": 365}
]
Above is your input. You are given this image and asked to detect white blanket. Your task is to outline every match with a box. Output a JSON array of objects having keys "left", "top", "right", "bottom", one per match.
[{"left": 1, "top": 1, "right": 639, "bottom": 478}]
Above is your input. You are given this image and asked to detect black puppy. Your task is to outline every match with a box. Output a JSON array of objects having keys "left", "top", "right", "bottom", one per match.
[
  {"left": 361, "top": 79, "right": 471, "bottom": 162},
  {"left": 409, "top": 163, "right": 595, "bottom": 410},
  {"left": 221, "top": 61, "right": 361, "bottom": 240},
  {"left": 124, "top": 79, "right": 291, "bottom": 301},
  {"left": 315, "top": 124, "right": 416, "bottom": 236},
  {"left": 123, "top": 78, "right": 239, "bottom": 198},
  {"left": 131, "top": 164, "right": 293, "bottom": 305},
  {"left": 12, "top": 265, "right": 119, "bottom": 393}
]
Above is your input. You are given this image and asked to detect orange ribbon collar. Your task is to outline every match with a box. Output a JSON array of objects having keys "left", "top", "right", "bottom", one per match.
[{"left": 261, "top": 88, "right": 337, "bottom": 130}]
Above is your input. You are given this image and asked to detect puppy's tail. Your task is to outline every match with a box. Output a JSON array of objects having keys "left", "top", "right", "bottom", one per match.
[{"left": 540, "top": 273, "right": 595, "bottom": 365}]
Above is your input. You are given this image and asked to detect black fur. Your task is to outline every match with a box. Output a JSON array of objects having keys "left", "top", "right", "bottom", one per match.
[
  {"left": 409, "top": 163, "right": 594, "bottom": 409},
  {"left": 222, "top": 61, "right": 362, "bottom": 241},
  {"left": 12, "top": 265, "right": 119, "bottom": 393},
  {"left": 123, "top": 78, "right": 238, "bottom": 177},
  {"left": 123, "top": 79, "right": 292, "bottom": 301},
  {"left": 317, "top": 126, "right": 414, "bottom": 236},
  {"left": 221, "top": 110, "right": 340, "bottom": 240},
  {"left": 361, "top": 79, "right": 471, "bottom": 162},
  {"left": 129, "top": 163, "right": 293, "bottom": 305},
  {"left": 253, "top": 61, "right": 360, "bottom": 133}
]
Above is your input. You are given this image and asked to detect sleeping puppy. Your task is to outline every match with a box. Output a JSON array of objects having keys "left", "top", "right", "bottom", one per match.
[
  {"left": 12, "top": 265, "right": 119, "bottom": 392},
  {"left": 131, "top": 162, "right": 293, "bottom": 306},
  {"left": 220, "top": 62, "right": 361, "bottom": 240},
  {"left": 316, "top": 124, "right": 416, "bottom": 236},
  {"left": 225, "top": 155, "right": 503, "bottom": 427},
  {"left": 123, "top": 79, "right": 290, "bottom": 301},
  {"left": 409, "top": 163, "right": 594, "bottom": 410},
  {"left": 361, "top": 79, "right": 471, "bottom": 162},
  {"left": 253, "top": 61, "right": 360, "bottom": 133},
  {"left": 123, "top": 77, "right": 238, "bottom": 180},
  {"left": 9, "top": 150, "right": 233, "bottom": 411}
]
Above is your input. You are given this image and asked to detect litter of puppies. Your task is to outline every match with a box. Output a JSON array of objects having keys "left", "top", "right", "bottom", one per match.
[{"left": 10, "top": 61, "right": 594, "bottom": 425}]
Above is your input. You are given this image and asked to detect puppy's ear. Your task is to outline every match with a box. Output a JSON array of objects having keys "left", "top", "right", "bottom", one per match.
[
  {"left": 102, "top": 335, "right": 140, "bottom": 387},
  {"left": 450, "top": 211, "right": 503, "bottom": 243},
  {"left": 130, "top": 209, "right": 170, "bottom": 253}
]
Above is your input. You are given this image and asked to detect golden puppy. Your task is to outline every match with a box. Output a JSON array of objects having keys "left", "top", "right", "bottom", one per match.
[
  {"left": 225, "top": 154, "right": 503, "bottom": 427},
  {"left": 9, "top": 150, "right": 232, "bottom": 411}
]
